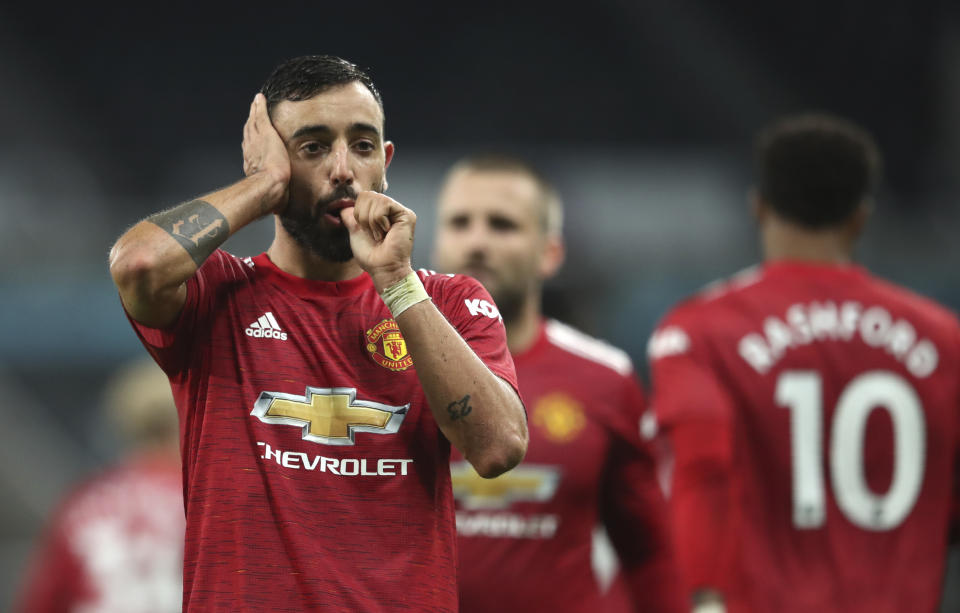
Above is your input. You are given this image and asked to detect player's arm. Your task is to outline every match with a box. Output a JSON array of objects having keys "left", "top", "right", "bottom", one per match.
[
  {"left": 601, "top": 376, "right": 686, "bottom": 613},
  {"left": 649, "top": 324, "right": 736, "bottom": 609},
  {"left": 109, "top": 93, "right": 289, "bottom": 328},
  {"left": 343, "top": 195, "right": 528, "bottom": 478}
]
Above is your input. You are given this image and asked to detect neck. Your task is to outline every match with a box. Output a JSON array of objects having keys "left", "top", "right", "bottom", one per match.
[
  {"left": 504, "top": 294, "right": 542, "bottom": 355},
  {"left": 762, "top": 218, "right": 853, "bottom": 265},
  {"left": 268, "top": 219, "right": 364, "bottom": 281}
]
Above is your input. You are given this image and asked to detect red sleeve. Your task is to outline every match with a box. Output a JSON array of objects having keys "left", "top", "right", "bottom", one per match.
[
  {"left": 16, "top": 507, "right": 87, "bottom": 613},
  {"left": 648, "top": 317, "right": 737, "bottom": 599},
  {"left": 123, "top": 249, "right": 233, "bottom": 374},
  {"left": 600, "top": 374, "right": 686, "bottom": 613},
  {"left": 426, "top": 272, "right": 520, "bottom": 400}
]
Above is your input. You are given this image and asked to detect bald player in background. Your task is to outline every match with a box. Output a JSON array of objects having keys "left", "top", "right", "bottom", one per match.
[
  {"left": 433, "top": 155, "right": 684, "bottom": 613},
  {"left": 647, "top": 113, "right": 960, "bottom": 613},
  {"left": 17, "top": 358, "right": 184, "bottom": 613}
]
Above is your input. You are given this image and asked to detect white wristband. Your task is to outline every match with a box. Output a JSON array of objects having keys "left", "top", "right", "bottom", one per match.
[{"left": 380, "top": 271, "right": 431, "bottom": 317}]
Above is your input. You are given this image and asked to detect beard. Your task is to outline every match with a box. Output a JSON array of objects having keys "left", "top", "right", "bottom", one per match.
[
  {"left": 280, "top": 179, "right": 385, "bottom": 262},
  {"left": 488, "top": 283, "right": 525, "bottom": 325},
  {"left": 459, "top": 257, "right": 527, "bottom": 325}
]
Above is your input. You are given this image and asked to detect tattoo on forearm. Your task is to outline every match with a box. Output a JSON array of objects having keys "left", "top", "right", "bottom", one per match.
[
  {"left": 446, "top": 394, "right": 473, "bottom": 421},
  {"left": 147, "top": 199, "right": 229, "bottom": 267}
]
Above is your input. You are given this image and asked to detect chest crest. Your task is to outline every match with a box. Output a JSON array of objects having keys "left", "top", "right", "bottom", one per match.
[
  {"left": 532, "top": 392, "right": 586, "bottom": 443},
  {"left": 366, "top": 319, "right": 414, "bottom": 371}
]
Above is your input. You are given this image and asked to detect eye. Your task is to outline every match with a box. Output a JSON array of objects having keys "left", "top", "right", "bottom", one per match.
[
  {"left": 354, "top": 140, "right": 376, "bottom": 153},
  {"left": 489, "top": 215, "right": 518, "bottom": 232},
  {"left": 447, "top": 215, "right": 469, "bottom": 230},
  {"left": 300, "top": 142, "right": 327, "bottom": 156}
]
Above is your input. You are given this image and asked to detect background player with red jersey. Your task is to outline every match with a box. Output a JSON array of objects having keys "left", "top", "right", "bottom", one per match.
[
  {"left": 17, "top": 358, "right": 184, "bottom": 613},
  {"left": 647, "top": 113, "right": 960, "bottom": 613},
  {"left": 433, "top": 155, "right": 684, "bottom": 612},
  {"left": 107, "top": 56, "right": 528, "bottom": 612}
]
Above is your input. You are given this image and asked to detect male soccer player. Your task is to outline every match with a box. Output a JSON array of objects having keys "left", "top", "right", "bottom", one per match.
[
  {"left": 433, "top": 155, "right": 684, "bottom": 612},
  {"left": 647, "top": 113, "right": 960, "bottom": 613},
  {"left": 108, "top": 55, "right": 528, "bottom": 612},
  {"left": 17, "top": 358, "right": 184, "bottom": 613}
]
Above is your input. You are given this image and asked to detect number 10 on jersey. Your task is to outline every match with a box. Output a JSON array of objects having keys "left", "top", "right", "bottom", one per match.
[{"left": 776, "top": 370, "right": 926, "bottom": 531}]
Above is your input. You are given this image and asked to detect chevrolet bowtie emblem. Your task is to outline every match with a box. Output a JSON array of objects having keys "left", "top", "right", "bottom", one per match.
[
  {"left": 252, "top": 387, "right": 409, "bottom": 446},
  {"left": 451, "top": 462, "right": 562, "bottom": 510}
]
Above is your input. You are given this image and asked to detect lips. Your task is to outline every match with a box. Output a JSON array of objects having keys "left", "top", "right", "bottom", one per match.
[{"left": 324, "top": 198, "right": 355, "bottom": 226}]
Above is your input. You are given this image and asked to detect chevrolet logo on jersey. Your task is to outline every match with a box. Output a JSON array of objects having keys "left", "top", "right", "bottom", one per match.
[
  {"left": 451, "top": 462, "right": 561, "bottom": 510},
  {"left": 252, "top": 387, "right": 409, "bottom": 446}
]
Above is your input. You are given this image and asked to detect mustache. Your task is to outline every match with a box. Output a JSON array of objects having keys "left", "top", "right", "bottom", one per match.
[
  {"left": 317, "top": 185, "right": 359, "bottom": 211},
  {"left": 458, "top": 256, "right": 494, "bottom": 274},
  {"left": 316, "top": 178, "right": 386, "bottom": 211}
]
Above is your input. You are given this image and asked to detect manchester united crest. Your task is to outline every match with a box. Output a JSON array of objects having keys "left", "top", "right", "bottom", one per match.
[
  {"left": 366, "top": 319, "right": 414, "bottom": 371},
  {"left": 532, "top": 392, "right": 586, "bottom": 443}
]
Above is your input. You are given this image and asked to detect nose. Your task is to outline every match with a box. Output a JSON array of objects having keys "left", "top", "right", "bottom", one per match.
[
  {"left": 461, "top": 220, "right": 490, "bottom": 256},
  {"left": 328, "top": 141, "right": 354, "bottom": 187}
]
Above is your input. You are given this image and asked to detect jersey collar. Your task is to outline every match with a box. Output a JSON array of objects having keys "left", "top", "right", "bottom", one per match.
[{"left": 252, "top": 253, "right": 374, "bottom": 297}]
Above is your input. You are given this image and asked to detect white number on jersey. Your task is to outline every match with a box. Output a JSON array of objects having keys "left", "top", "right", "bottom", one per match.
[{"left": 776, "top": 370, "right": 926, "bottom": 531}]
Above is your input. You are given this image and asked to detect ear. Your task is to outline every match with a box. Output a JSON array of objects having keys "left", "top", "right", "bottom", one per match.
[
  {"left": 846, "top": 199, "right": 872, "bottom": 241},
  {"left": 748, "top": 187, "right": 766, "bottom": 224},
  {"left": 382, "top": 141, "right": 395, "bottom": 191},
  {"left": 539, "top": 235, "right": 565, "bottom": 280}
]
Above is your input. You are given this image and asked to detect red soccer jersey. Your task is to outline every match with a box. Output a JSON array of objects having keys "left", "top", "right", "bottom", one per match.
[
  {"left": 17, "top": 451, "right": 184, "bottom": 613},
  {"left": 453, "top": 319, "right": 683, "bottom": 613},
  {"left": 125, "top": 251, "right": 518, "bottom": 612},
  {"left": 648, "top": 261, "right": 960, "bottom": 613}
]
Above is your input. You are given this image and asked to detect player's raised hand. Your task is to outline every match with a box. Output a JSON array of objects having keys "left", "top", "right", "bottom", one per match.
[
  {"left": 341, "top": 192, "right": 416, "bottom": 291},
  {"left": 241, "top": 93, "right": 290, "bottom": 213}
]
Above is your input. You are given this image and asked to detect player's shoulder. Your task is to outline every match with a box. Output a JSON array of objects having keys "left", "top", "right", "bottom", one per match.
[
  {"left": 197, "top": 249, "right": 257, "bottom": 281},
  {"left": 542, "top": 319, "right": 634, "bottom": 378},
  {"left": 863, "top": 273, "right": 960, "bottom": 331},
  {"left": 667, "top": 265, "right": 765, "bottom": 319},
  {"left": 649, "top": 266, "right": 764, "bottom": 352},
  {"left": 416, "top": 268, "right": 503, "bottom": 316},
  {"left": 415, "top": 267, "right": 458, "bottom": 286}
]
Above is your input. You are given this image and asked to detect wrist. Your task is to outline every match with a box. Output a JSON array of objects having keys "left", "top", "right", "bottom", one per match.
[
  {"left": 370, "top": 264, "right": 415, "bottom": 294},
  {"left": 379, "top": 270, "right": 430, "bottom": 318}
]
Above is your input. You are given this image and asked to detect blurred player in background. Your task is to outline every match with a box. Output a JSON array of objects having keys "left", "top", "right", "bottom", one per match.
[
  {"left": 647, "top": 113, "right": 960, "bottom": 612},
  {"left": 108, "top": 55, "right": 526, "bottom": 612},
  {"left": 433, "top": 155, "right": 684, "bottom": 613},
  {"left": 17, "top": 358, "right": 184, "bottom": 613}
]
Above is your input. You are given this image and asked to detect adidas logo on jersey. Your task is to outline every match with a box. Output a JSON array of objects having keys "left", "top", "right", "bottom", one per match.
[{"left": 245, "top": 312, "right": 288, "bottom": 341}]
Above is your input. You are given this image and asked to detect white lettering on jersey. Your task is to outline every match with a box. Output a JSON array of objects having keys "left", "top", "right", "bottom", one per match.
[
  {"left": 456, "top": 512, "right": 559, "bottom": 539},
  {"left": 464, "top": 298, "right": 502, "bottom": 320},
  {"left": 737, "top": 301, "right": 939, "bottom": 377},
  {"left": 245, "top": 311, "right": 288, "bottom": 341},
  {"left": 256, "top": 442, "right": 413, "bottom": 477}
]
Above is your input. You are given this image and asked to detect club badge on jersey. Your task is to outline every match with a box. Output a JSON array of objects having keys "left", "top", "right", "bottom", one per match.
[
  {"left": 532, "top": 393, "right": 587, "bottom": 443},
  {"left": 366, "top": 319, "right": 414, "bottom": 371}
]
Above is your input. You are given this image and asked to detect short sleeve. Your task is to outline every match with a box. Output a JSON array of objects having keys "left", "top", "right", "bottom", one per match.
[
  {"left": 648, "top": 315, "right": 735, "bottom": 470},
  {"left": 123, "top": 250, "right": 234, "bottom": 374},
  {"left": 424, "top": 273, "right": 520, "bottom": 399}
]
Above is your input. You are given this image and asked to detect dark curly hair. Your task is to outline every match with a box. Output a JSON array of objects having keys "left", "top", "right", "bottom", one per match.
[
  {"left": 261, "top": 55, "right": 383, "bottom": 118},
  {"left": 755, "top": 113, "right": 881, "bottom": 229}
]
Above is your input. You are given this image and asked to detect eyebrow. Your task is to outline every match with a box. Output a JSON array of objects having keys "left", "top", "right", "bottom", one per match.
[{"left": 291, "top": 123, "right": 381, "bottom": 140}]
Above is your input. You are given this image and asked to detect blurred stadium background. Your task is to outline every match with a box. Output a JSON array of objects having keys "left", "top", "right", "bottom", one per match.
[{"left": 2, "top": 1, "right": 959, "bottom": 608}]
